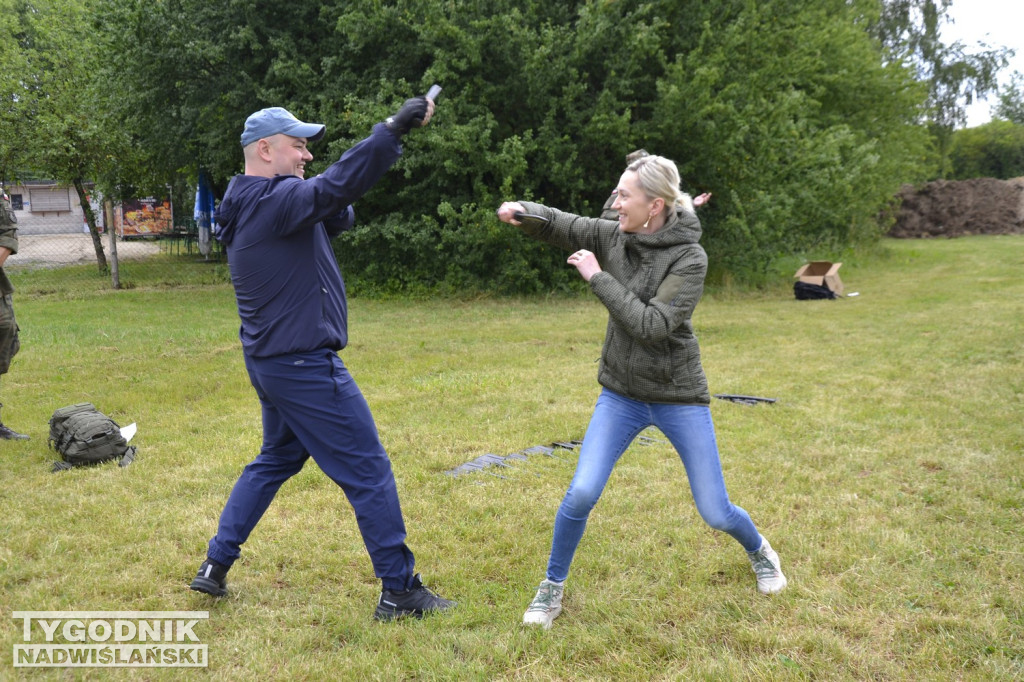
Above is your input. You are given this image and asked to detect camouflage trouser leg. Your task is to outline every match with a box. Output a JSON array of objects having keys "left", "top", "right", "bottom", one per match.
[{"left": 0, "top": 293, "right": 20, "bottom": 376}]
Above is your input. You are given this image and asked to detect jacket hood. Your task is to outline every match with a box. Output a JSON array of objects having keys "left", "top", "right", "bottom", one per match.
[
  {"left": 213, "top": 175, "right": 271, "bottom": 246},
  {"left": 627, "top": 206, "right": 702, "bottom": 248}
]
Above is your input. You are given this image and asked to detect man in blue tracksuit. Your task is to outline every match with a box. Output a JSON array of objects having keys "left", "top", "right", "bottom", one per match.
[{"left": 190, "top": 97, "right": 454, "bottom": 621}]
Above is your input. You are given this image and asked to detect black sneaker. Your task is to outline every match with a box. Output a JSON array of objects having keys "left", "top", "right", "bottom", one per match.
[
  {"left": 373, "top": 573, "right": 456, "bottom": 621},
  {"left": 0, "top": 424, "right": 29, "bottom": 440},
  {"left": 190, "top": 559, "right": 228, "bottom": 597}
]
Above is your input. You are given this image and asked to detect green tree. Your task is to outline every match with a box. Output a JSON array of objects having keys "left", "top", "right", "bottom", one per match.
[
  {"left": 870, "top": 0, "right": 1011, "bottom": 177},
  {"left": 0, "top": 0, "right": 34, "bottom": 185},
  {"left": 97, "top": 0, "right": 342, "bottom": 192},
  {"left": 993, "top": 72, "right": 1024, "bottom": 125},
  {"left": 0, "top": 0, "right": 141, "bottom": 273},
  {"left": 950, "top": 120, "right": 1024, "bottom": 179},
  {"left": 91, "top": 0, "right": 939, "bottom": 291},
  {"left": 651, "top": 0, "right": 930, "bottom": 277}
]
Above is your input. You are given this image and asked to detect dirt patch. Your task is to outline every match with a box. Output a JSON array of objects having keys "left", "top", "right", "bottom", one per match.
[
  {"left": 9, "top": 234, "right": 161, "bottom": 268},
  {"left": 889, "top": 177, "right": 1024, "bottom": 238}
]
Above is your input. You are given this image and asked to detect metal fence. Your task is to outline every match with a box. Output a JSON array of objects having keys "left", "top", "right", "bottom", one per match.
[{"left": 7, "top": 219, "right": 229, "bottom": 293}]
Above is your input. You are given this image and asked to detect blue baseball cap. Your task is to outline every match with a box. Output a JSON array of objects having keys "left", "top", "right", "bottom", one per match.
[{"left": 241, "top": 107, "right": 326, "bottom": 147}]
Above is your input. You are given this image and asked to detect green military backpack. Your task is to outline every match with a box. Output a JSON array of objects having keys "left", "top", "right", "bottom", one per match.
[{"left": 48, "top": 403, "right": 136, "bottom": 472}]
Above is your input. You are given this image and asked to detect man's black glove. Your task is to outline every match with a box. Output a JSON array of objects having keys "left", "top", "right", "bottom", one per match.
[{"left": 386, "top": 97, "right": 428, "bottom": 136}]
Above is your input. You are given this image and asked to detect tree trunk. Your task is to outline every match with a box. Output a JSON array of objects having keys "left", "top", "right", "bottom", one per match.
[{"left": 72, "top": 177, "right": 107, "bottom": 272}]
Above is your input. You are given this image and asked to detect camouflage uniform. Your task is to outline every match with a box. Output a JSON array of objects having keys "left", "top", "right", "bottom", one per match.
[{"left": 0, "top": 193, "right": 27, "bottom": 440}]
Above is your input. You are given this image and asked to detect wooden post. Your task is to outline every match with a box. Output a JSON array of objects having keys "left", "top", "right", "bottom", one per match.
[{"left": 105, "top": 199, "right": 120, "bottom": 289}]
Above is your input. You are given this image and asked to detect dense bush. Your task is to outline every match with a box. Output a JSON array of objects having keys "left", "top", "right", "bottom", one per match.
[
  {"left": 950, "top": 120, "right": 1024, "bottom": 180},
  {"left": 97, "top": 1, "right": 933, "bottom": 290}
]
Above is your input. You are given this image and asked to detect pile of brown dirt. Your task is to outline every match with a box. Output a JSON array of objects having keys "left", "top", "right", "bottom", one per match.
[{"left": 888, "top": 177, "right": 1024, "bottom": 238}]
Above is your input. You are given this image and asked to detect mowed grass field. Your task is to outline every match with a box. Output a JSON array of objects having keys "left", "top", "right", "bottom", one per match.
[{"left": 0, "top": 236, "right": 1021, "bottom": 680}]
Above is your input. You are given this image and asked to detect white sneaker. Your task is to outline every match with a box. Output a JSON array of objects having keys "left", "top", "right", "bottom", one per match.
[
  {"left": 523, "top": 579, "right": 564, "bottom": 629},
  {"left": 748, "top": 536, "right": 787, "bottom": 594}
]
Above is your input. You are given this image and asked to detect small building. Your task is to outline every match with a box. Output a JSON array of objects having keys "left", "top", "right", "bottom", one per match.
[{"left": 4, "top": 181, "right": 103, "bottom": 235}]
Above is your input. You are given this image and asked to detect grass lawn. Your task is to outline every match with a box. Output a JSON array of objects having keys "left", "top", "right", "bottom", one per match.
[{"left": 0, "top": 236, "right": 1021, "bottom": 680}]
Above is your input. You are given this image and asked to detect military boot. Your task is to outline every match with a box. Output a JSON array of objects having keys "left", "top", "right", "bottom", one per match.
[{"left": 0, "top": 405, "right": 29, "bottom": 440}]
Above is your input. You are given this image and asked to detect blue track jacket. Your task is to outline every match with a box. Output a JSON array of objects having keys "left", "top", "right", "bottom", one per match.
[{"left": 214, "top": 123, "right": 401, "bottom": 357}]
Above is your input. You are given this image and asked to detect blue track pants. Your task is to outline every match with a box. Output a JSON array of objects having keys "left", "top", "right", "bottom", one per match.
[{"left": 206, "top": 349, "right": 415, "bottom": 590}]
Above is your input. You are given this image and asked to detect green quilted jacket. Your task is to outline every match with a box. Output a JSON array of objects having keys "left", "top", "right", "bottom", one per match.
[{"left": 517, "top": 201, "right": 710, "bottom": 404}]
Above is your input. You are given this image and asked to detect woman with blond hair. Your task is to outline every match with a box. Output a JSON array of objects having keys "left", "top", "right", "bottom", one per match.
[{"left": 497, "top": 155, "right": 786, "bottom": 629}]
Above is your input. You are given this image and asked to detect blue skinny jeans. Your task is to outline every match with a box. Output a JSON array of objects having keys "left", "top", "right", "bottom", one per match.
[{"left": 546, "top": 388, "right": 762, "bottom": 582}]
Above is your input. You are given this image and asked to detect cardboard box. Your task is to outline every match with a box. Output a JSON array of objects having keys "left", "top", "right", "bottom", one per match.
[{"left": 794, "top": 261, "right": 843, "bottom": 295}]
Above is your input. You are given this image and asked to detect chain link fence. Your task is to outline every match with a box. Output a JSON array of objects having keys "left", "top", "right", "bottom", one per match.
[{"left": 7, "top": 219, "right": 229, "bottom": 294}]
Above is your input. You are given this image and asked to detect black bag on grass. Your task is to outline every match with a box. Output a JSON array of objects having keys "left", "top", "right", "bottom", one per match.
[
  {"left": 794, "top": 281, "right": 838, "bottom": 300},
  {"left": 48, "top": 403, "right": 136, "bottom": 472}
]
